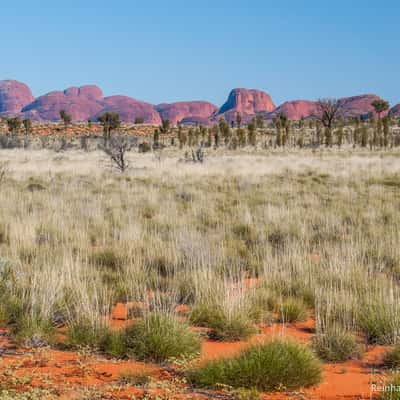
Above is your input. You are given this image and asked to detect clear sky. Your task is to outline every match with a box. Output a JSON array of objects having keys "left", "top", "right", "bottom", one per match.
[{"left": 1, "top": 1, "right": 399, "bottom": 107}]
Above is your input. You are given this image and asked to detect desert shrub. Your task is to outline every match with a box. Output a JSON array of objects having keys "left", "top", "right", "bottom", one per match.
[
  {"left": 66, "top": 320, "right": 123, "bottom": 355},
  {"left": 383, "top": 346, "right": 400, "bottom": 369},
  {"left": 312, "top": 328, "right": 362, "bottom": 362},
  {"left": 278, "top": 298, "right": 307, "bottom": 323},
  {"left": 89, "top": 249, "right": 124, "bottom": 271},
  {"left": 12, "top": 315, "right": 55, "bottom": 347},
  {"left": 231, "top": 388, "right": 261, "bottom": 400},
  {"left": 379, "top": 374, "right": 400, "bottom": 399},
  {"left": 358, "top": 301, "right": 400, "bottom": 345},
  {"left": 190, "top": 303, "right": 256, "bottom": 341},
  {"left": 123, "top": 312, "right": 201, "bottom": 362},
  {"left": 188, "top": 340, "right": 322, "bottom": 391}
]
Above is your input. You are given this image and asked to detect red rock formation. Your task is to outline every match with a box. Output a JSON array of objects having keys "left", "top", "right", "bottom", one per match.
[
  {"left": 0, "top": 80, "right": 34, "bottom": 114},
  {"left": 216, "top": 88, "right": 275, "bottom": 123},
  {"left": 22, "top": 85, "right": 105, "bottom": 121},
  {"left": 266, "top": 94, "right": 386, "bottom": 120},
  {"left": 156, "top": 101, "right": 217, "bottom": 125},
  {"left": 97, "top": 96, "right": 161, "bottom": 124},
  {"left": 340, "top": 94, "right": 384, "bottom": 118},
  {"left": 266, "top": 100, "right": 319, "bottom": 120}
]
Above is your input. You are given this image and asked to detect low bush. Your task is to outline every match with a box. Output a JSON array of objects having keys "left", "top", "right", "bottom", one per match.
[
  {"left": 379, "top": 374, "right": 400, "bottom": 399},
  {"left": 383, "top": 346, "right": 400, "bottom": 369},
  {"left": 124, "top": 312, "right": 201, "bottom": 362},
  {"left": 190, "top": 303, "right": 256, "bottom": 341},
  {"left": 312, "top": 328, "right": 362, "bottom": 362},
  {"left": 188, "top": 339, "right": 322, "bottom": 391},
  {"left": 12, "top": 315, "right": 55, "bottom": 347},
  {"left": 278, "top": 298, "right": 307, "bottom": 323},
  {"left": 358, "top": 301, "right": 399, "bottom": 345},
  {"left": 89, "top": 249, "right": 124, "bottom": 271},
  {"left": 66, "top": 320, "right": 124, "bottom": 356}
]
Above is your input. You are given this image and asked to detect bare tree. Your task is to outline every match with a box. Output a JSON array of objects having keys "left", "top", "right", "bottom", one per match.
[
  {"left": 103, "top": 136, "right": 132, "bottom": 173},
  {"left": 316, "top": 98, "right": 347, "bottom": 130}
]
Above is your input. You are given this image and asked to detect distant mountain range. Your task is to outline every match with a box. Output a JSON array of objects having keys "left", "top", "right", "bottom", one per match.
[{"left": 0, "top": 80, "right": 398, "bottom": 125}]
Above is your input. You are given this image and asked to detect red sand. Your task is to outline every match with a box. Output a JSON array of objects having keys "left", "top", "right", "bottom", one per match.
[{"left": 0, "top": 314, "right": 389, "bottom": 399}]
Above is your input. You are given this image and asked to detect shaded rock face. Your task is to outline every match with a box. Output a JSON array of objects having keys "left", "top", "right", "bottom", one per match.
[
  {"left": 216, "top": 88, "right": 275, "bottom": 123},
  {"left": 390, "top": 104, "right": 400, "bottom": 116},
  {"left": 266, "top": 100, "right": 319, "bottom": 120},
  {"left": 0, "top": 80, "right": 34, "bottom": 114},
  {"left": 97, "top": 96, "right": 161, "bottom": 124},
  {"left": 156, "top": 101, "right": 217, "bottom": 125}
]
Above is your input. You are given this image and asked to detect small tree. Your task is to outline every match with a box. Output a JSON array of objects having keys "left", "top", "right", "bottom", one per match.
[
  {"left": 236, "top": 113, "right": 242, "bottom": 128},
  {"left": 153, "top": 129, "right": 160, "bottom": 147},
  {"left": 159, "top": 119, "right": 171, "bottom": 144},
  {"left": 98, "top": 112, "right": 121, "bottom": 140},
  {"left": 255, "top": 113, "right": 264, "bottom": 129},
  {"left": 371, "top": 99, "right": 390, "bottom": 120},
  {"left": 317, "top": 98, "right": 346, "bottom": 130},
  {"left": 103, "top": 136, "right": 131, "bottom": 173},
  {"left": 336, "top": 127, "right": 344, "bottom": 147},
  {"left": 237, "top": 128, "right": 246, "bottom": 147},
  {"left": 247, "top": 119, "right": 257, "bottom": 147},
  {"left": 361, "top": 125, "right": 369, "bottom": 147},
  {"left": 219, "top": 118, "right": 231, "bottom": 146},
  {"left": 382, "top": 116, "right": 391, "bottom": 147},
  {"left": 22, "top": 118, "right": 32, "bottom": 135},
  {"left": 59, "top": 110, "right": 72, "bottom": 127},
  {"left": 7, "top": 117, "right": 21, "bottom": 136},
  {"left": 177, "top": 125, "right": 187, "bottom": 149}
]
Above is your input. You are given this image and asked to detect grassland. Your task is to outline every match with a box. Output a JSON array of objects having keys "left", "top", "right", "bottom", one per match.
[{"left": 0, "top": 147, "right": 400, "bottom": 399}]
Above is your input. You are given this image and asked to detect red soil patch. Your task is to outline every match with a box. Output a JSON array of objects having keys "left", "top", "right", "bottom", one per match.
[{"left": 0, "top": 317, "right": 389, "bottom": 399}]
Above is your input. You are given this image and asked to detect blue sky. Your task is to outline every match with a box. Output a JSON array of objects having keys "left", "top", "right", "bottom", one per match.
[{"left": 1, "top": 1, "right": 399, "bottom": 107}]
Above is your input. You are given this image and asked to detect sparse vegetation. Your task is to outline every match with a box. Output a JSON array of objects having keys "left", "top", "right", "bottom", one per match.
[
  {"left": 188, "top": 340, "right": 322, "bottom": 391},
  {"left": 123, "top": 312, "right": 201, "bottom": 362}
]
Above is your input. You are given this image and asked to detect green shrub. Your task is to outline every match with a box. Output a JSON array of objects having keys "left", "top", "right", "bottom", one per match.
[
  {"left": 190, "top": 303, "right": 256, "bottom": 341},
  {"left": 278, "top": 298, "right": 307, "bottom": 323},
  {"left": 312, "top": 328, "right": 362, "bottom": 362},
  {"left": 13, "top": 315, "right": 55, "bottom": 347},
  {"left": 383, "top": 346, "right": 400, "bottom": 369},
  {"left": 188, "top": 339, "right": 322, "bottom": 391},
  {"left": 124, "top": 312, "right": 201, "bottom": 362},
  {"left": 66, "top": 320, "right": 122, "bottom": 354},
  {"left": 379, "top": 374, "right": 400, "bottom": 399},
  {"left": 358, "top": 301, "right": 399, "bottom": 344}
]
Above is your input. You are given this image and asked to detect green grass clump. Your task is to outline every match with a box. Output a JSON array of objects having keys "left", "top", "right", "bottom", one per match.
[
  {"left": 312, "top": 328, "right": 362, "bottom": 362},
  {"left": 188, "top": 339, "right": 322, "bottom": 391},
  {"left": 383, "top": 346, "right": 400, "bottom": 369},
  {"left": 379, "top": 374, "right": 400, "bottom": 399},
  {"left": 12, "top": 315, "right": 55, "bottom": 347},
  {"left": 89, "top": 248, "right": 124, "bottom": 271},
  {"left": 66, "top": 320, "right": 124, "bottom": 356},
  {"left": 190, "top": 303, "right": 256, "bottom": 341},
  {"left": 358, "top": 301, "right": 399, "bottom": 345},
  {"left": 124, "top": 312, "right": 201, "bottom": 362},
  {"left": 278, "top": 298, "right": 308, "bottom": 323}
]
